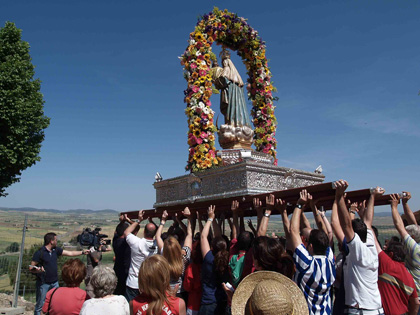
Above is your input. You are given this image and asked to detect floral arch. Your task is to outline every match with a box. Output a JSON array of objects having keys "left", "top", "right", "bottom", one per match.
[{"left": 181, "top": 8, "right": 277, "bottom": 172}]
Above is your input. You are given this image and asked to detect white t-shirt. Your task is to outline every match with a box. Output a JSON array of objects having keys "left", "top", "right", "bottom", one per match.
[
  {"left": 80, "top": 295, "right": 129, "bottom": 315},
  {"left": 343, "top": 229, "right": 382, "bottom": 309},
  {"left": 126, "top": 233, "right": 158, "bottom": 289}
]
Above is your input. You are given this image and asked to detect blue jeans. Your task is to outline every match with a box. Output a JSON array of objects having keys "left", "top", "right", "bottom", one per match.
[
  {"left": 34, "top": 281, "right": 59, "bottom": 315},
  {"left": 198, "top": 303, "right": 217, "bottom": 315},
  {"left": 124, "top": 286, "right": 139, "bottom": 302}
]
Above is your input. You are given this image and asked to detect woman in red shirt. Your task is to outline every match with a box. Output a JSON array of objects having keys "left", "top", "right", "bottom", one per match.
[{"left": 130, "top": 255, "right": 186, "bottom": 315}]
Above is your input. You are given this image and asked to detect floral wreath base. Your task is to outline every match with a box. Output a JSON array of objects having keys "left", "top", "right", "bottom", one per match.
[{"left": 181, "top": 7, "right": 277, "bottom": 173}]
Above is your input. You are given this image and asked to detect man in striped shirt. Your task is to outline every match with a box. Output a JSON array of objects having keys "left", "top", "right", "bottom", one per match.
[{"left": 290, "top": 189, "right": 336, "bottom": 315}]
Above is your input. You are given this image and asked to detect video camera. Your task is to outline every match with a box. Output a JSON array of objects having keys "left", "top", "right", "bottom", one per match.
[{"left": 77, "top": 227, "right": 111, "bottom": 250}]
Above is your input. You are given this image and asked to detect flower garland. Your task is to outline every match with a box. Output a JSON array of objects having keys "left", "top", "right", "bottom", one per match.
[{"left": 181, "top": 8, "right": 277, "bottom": 172}]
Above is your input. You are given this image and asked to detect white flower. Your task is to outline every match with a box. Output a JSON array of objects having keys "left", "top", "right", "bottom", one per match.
[
  {"left": 201, "top": 60, "right": 207, "bottom": 65},
  {"left": 199, "top": 86, "right": 205, "bottom": 94},
  {"left": 195, "top": 51, "right": 201, "bottom": 57},
  {"left": 189, "top": 39, "right": 196, "bottom": 45}
]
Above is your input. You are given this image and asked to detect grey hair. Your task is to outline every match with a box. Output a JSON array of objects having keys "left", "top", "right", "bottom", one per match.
[
  {"left": 90, "top": 265, "right": 117, "bottom": 298},
  {"left": 406, "top": 224, "right": 420, "bottom": 243}
]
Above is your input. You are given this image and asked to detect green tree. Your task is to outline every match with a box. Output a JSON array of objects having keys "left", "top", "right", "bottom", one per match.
[
  {"left": 5, "top": 241, "right": 19, "bottom": 252},
  {"left": 0, "top": 21, "right": 50, "bottom": 197}
]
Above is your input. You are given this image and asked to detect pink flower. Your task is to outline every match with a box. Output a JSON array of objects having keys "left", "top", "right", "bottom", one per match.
[
  {"left": 201, "top": 132, "right": 208, "bottom": 139},
  {"left": 209, "top": 150, "right": 215, "bottom": 157},
  {"left": 196, "top": 137, "right": 203, "bottom": 144},
  {"left": 199, "top": 70, "right": 207, "bottom": 77},
  {"left": 192, "top": 86, "right": 199, "bottom": 93},
  {"left": 190, "top": 63, "right": 197, "bottom": 69}
]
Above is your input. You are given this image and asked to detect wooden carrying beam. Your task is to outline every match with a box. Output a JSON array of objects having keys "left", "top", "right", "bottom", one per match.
[{"left": 122, "top": 182, "right": 395, "bottom": 220}]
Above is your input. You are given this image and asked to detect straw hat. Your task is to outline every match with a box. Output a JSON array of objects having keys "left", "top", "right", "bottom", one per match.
[{"left": 231, "top": 271, "right": 308, "bottom": 315}]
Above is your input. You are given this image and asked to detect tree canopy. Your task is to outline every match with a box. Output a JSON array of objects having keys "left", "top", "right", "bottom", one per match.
[{"left": 0, "top": 21, "right": 50, "bottom": 197}]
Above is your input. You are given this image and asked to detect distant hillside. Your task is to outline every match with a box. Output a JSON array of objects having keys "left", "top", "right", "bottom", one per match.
[{"left": 0, "top": 206, "right": 119, "bottom": 215}]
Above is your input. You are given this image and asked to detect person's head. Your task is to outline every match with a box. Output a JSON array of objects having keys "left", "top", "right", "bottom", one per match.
[
  {"left": 138, "top": 255, "right": 172, "bottom": 315},
  {"left": 307, "top": 229, "right": 329, "bottom": 256},
  {"left": 231, "top": 271, "right": 308, "bottom": 315},
  {"left": 61, "top": 258, "right": 86, "bottom": 287},
  {"left": 237, "top": 231, "right": 254, "bottom": 252},
  {"left": 90, "top": 265, "right": 117, "bottom": 298},
  {"left": 115, "top": 222, "right": 130, "bottom": 238},
  {"left": 384, "top": 240, "right": 405, "bottom": 262},
  {"left": 162, "top": 236, "right": 183, "bottom": 280},
  {"left": 352, "top": 218, "right": 367, "bottom": 243},
  {"left": 300, "top": 228, "right": 311, "bottom": 246},
  {"left": 253, "top": 237, "right": 286, "bottom": 273},
  {"left": 44, "top": 232, "right": 57, "bottom": 247},
  {"left": 211, "top": 236, "right": 229, "bottom": 276},
  {"left": 144, "top": 223, "right": 157, "bottom": 239},
  {"left": 406, "top": 225, "right": 420, "bottom": 243}
]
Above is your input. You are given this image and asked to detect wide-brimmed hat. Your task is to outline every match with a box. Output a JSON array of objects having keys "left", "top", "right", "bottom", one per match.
[{"left": 231, "top": 271, "right": 308, "bottom": 315}]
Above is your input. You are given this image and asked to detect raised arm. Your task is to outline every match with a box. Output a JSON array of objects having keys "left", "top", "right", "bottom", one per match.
[
  {"left": 258, "top": 194, "right": 275, "bottom": 237},
  {"left": 319, "top": 207, "right": 333, "bottom": 247},
  {"left": 231, "top": 200, "right": 240, "bottom": 240},
  {"left": 278, "top": 200, "right": 290, "bottom": 237},
  {"left": 182, "top": 207, "right": 194, "bottom": 251},
  {"left": 390, "top": 194, "right": 408, "bottom": 239},
  {"left": 253, "top": 198, "right": 263, "bottom": 231},
  {"left": 402, "top": 192, "right": 417, "bottom": 226},
  {"left": 331, "top": 198, "right": 345, "bottom": 245},
  {"left": 247, "top": 219, "right": 257, "bottom": 237},
  {"left": 212, "top": 213, "right": 223, "bottom": 238},
  {"left": 290, "top": 190, "right": 309, "bottom": 250},
  {"left": 335, "top": 180, "right": 354, "bottom": 242},
  {"left": 156, "top": 210, "right": 168, "bottom": 253},
  {"left": 175, "top": 213, "right": 188, "bottom": 235},
  {"left": 365, "top": 186, "right": 385, "bottom": 229},
  {"left": 201, "top": 205, "right": 215, "bottom": 258},
  {"left": 309, "top": 196, "right": 326, "bottom": 233},
  {"left": 300, "top": 211, "right": 311, "bottom": 231},
  {"left": 124, "top": 211, "right": 144, "bottom": 237}
]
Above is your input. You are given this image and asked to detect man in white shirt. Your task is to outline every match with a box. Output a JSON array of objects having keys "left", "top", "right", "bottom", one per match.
[
  {"left": 335, "top": 180, "right": 384, "bottom": 314},
  {"left": 123, "top": 210, "right": 158, "bottom": 302}
]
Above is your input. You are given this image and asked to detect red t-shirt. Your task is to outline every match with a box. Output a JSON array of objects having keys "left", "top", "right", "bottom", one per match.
[
  {"left": 183, "top": 262, "right": 202, "bottom": 311},
  {"left": 42, "top": 287, "right": 89, "bottom": 315},
  {"left": 378, "top": 251, "right": 418, "bottom": 315},
  {"left": 131, "top": 292, "right": 180, "bottom": 315}
]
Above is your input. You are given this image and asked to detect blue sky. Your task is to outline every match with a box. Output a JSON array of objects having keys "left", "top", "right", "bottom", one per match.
[{"left": 1, "top": 1, "right": 419, "bottom": 212}]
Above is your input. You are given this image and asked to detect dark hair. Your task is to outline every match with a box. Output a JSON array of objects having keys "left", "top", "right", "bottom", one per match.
[
  {"left": 191, "top": 240, "right": 203, "bottom": 264},
  {"left": 115, "top": 222, "right": 129, "bottom": 237},
  {"left": 211, "top": 236, "right": 229, "bottom": 276},
  {"left": 352, "top": 219, "right": 367, "bottom": 243},
  {"left": 61, "top": 258, "right": 86, "bottom": 287},
  {"left": 308, "top": 229, "right": 329, "bottom": 255},
  {"left": 386, "top": 241, "right": 406, "bottom": 262},
  {"left": 390, "top": 236, "right": 400, "bottom": 243},
  {"left": 237, "top": 231, "right": 254, "bottom": 252},
  {"left": 44, "top": 233, "right": 57, "bottom": 246},
  {"left": 144, "top": 223, "right": 157, "bottom": 239},
  {"left": 252, "top": 237, "right": 287, "bottom": 273}
]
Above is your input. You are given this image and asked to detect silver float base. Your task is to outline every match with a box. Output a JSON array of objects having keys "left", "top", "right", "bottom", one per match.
[{"left": 153, "top": 150, "right": 324, "bottom": 208}]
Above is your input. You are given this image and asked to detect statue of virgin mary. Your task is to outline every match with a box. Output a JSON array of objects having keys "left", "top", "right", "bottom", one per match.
[
  {"left": 213, "top": 49, "right": 252, "bottom": 127},
  {"left": 212, "top": 48, "right": 253, "bottom": 150}
]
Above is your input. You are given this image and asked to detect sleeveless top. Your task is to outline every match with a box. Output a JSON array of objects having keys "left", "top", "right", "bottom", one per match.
[{"left": 131, "top": 292, "right": 180, "bottom": 315}]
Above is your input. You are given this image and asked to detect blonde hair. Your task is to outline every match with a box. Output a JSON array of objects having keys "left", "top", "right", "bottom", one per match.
[
  {"left": 138, "top": 255, "right": 172, "bottom": 315},
  {"left": 162, "top": 236, "right": 183, "bottom": 281}
]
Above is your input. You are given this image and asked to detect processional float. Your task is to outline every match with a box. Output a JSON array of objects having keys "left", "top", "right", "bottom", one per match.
[{"left": 124, "top": 8, "right": 392, "bottom": 220}]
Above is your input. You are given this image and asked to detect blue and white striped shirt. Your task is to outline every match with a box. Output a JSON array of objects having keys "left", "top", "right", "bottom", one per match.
[{"left": 293, "top": 244, "right": 336, "bottom": 315}]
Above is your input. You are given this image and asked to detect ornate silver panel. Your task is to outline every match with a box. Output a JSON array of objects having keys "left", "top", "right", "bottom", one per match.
[{"left": 153, "top": 157, "right": 325, "bottom": 208}]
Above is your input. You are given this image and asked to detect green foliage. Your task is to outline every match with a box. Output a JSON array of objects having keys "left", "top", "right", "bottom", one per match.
[
  {"left": 5, "top": 241, "right": 19, "bottom": 252},
  {"left": 0, "top": 21, "right": 50, "bottom": 197},
  {"left": 0, "top": 257, "right": 10, "bottom": 275}
]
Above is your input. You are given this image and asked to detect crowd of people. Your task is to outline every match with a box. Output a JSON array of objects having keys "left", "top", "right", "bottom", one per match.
[{"left": 29, "top": 180, "right": 420, "bottom": 315}]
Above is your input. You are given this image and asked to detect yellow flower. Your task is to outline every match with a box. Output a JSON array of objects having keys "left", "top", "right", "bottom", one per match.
[
  {"left": 209, "top": 134, "right": 215, "bottom": 141},
  {"left": 195, "top": 32, "right": 204, "bottom": 41},
  {"left": 199, "top": 76, "right": 206, "bottom": 83},
  {"left": 213, "top": 158, "right": 218, "bottom": 165},
  {"left": 194, "top": 117, "right": 201, "bottom": 126},
  {"left": 193, "top": 129, "right": 201, "bottom": 137},
  {"left": 204, "top": 54, "right": 210, "bottom": 61}
]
